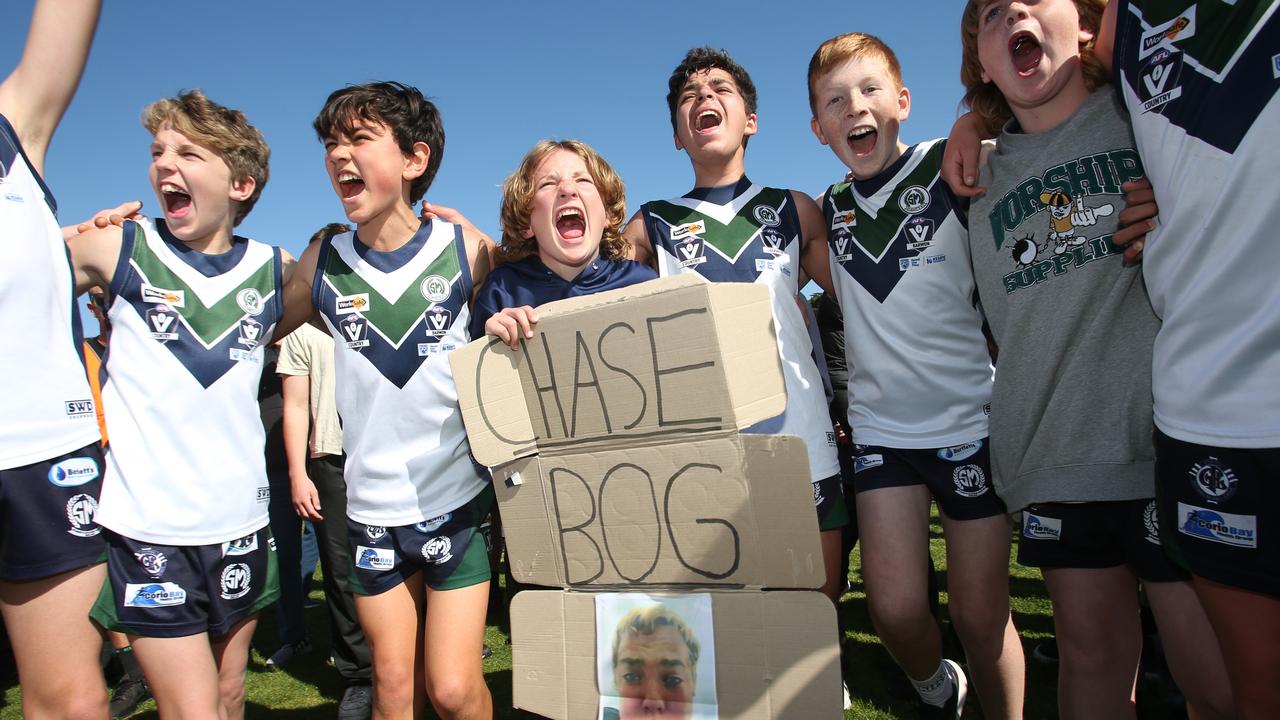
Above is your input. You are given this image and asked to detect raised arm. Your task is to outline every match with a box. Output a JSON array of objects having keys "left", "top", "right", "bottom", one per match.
[{"left": 0, "top": 0, "right": 102, "bottom": 174}]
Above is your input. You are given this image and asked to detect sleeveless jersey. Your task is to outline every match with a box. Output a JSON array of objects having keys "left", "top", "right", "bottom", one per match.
[
  {"left": 95, "top": 218, "right": 281, "bottom": 544},
  {"left": 642, "top": 180, "right": 840, "bottom": 482},
  {"left": 0, "top": 114, "right": 99, "bottom": 468},
  {"left": 1114, "top": 0, "right": 1280, "bottom": 447},
  {"left": 823, "top": 140, "right": 993, "bottom": 448},
  {"left": 314, "top": 220, "right": 486, "bottom": 526}
]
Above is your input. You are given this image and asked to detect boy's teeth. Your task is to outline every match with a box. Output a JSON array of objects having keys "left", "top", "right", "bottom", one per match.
[{"left": 556, "top": 209, "right": 582, "bottom": 220}]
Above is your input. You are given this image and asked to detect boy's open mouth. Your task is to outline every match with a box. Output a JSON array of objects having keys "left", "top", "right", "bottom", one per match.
[
  {"left": 1010, "top": 32, "right": 1043, "bottom": 76},
  {"left": 695, "top": 109, "right": 722, "bottom": 133},
  {"left": 555, "top": 208, "right": 585, "bottom": 240},
  {"left": 337, "top": 172, "right": 365, "bottom": 199},
  {"left": 161, "top": 183, "right": 192, "bottom": 215},
  {"left": 847, "top": 127, "right": 877, "bottom": 157}
]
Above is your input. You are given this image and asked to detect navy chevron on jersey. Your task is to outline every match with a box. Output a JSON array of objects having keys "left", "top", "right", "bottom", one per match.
[
  {"left": 823, "top": 140, "right": 992, "bottom": 448},
  {"left": 1114, "top": 0, "right": 1280, "bottom": 447},
  {"left": 96, "top": 218, "right": 282, "bottom": 545},
  {"left": 314, "top": 220, "right": 487, "bottom": 527},
  {"left": 0, "top": 114, "right": 100, "bottom": 469},
  {"left": 642, "top": 179, "right": 839, "bottom": 483}
]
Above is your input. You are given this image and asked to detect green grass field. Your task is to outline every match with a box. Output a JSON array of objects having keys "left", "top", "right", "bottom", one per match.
[{"left": 3, "top": 510, "right": 1181, "bottom": 719}]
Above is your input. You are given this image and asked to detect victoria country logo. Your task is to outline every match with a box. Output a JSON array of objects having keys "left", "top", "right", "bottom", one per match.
[
  {"left": 146, "top": 304, "right": 180, "bottom": 342},
  {"left": 340, "top": 314, "right": 369, "bottom": 349},
  {"left": 237, "top": 317, "right": 264, "bottom": 348},
  {"left": 47, "top": 456, "right": 99, "bottom": 487},
  {"left": 423, "top": 306, "right": 453, "bottom": 338},
  {"left": 675, "top": 237, "right": 706, "bottom": 267}
]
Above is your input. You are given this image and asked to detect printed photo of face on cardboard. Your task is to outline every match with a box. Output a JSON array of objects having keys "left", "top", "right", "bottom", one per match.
[{"left": 597, "top": 593, "right": 717, "bottom": 720}]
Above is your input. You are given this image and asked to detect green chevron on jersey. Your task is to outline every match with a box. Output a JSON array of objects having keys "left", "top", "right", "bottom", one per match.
[
  {"left": 836, "top": 142, "right": 946, "bottom": 258},
  {"left": 1134, "top": 2, "right": 1273, "bottom": 75},
  {"left": 646, "top": 187, "right": 790, "bottom": 261},
  {"left": 321, "top": 247, "right": 461, "bottom": 345},
  {"left": 130, "top": 226, "right": 276, "bottom": 347}
]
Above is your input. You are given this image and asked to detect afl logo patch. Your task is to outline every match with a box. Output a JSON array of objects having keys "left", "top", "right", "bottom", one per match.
[
  {"left": 420, "top": 275, "right": 451, "bottom": 303},
  {"left": 898, "top": 185, "right": 930, "bottom": 214},
  {"left": 753, "top": 205, "right": 781, "bottom": 227}
]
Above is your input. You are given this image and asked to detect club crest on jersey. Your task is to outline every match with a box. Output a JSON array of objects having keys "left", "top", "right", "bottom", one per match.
[
  {"left": 905, "top": 217, "right": 935, "bottom": 251},
  {"left": 335, "top": 293, "right": 371, "bottom": 315},
  {"left": 423, "top": 306, "right": 453, "bottom": 338},
  {"left": 220, "top": 563, "right": 252, "bottom": 599},
  {"left": 421, "top": 536, "right": 453, "bottom": 565},
  {"left": 141, "top": 284, "right": 185, "bottom": 308},
  {"left": 65, "top": 493, "right": 99, "bottom": 537},
  {"left": 1139, "top": 6, "right": 1195, "bottom": 60},
  {"left": 898, "top": 185, "right": 930, "bottom": 214},
  {"left": 753, "top": 204, "right": 781, "bottom": 228},
  {"left": 832, "top": 229, "right": 854, "bottom": 263},
  {"left": 146, "top": 304, "right": 180, "bottom": 342},
  {"left": 340, "top": 314, "right": 369, "bottom": 349},
  {"left": 952, "top": 464, "right": 988, "bottom": 498},
  {"left": 420, "top": 275, "right": 451, "bottom": 303},
  {"left": 1139, "top": 48, "right": 1184, "bottom": 114},
  {"left": 237, "top": 317, "right": 264, "bottom": 348},
  {"left": 235, "top": 288, "right": 264, "bottom": 316},
  {"left": 670, "top": 221, "right": 706, "bottom": 241},
  {"left": 675, "top": 237, "right": 707, "bottom": 268},
  {"left": 830, "top": 210, "right": 856, "bottom": 231}
]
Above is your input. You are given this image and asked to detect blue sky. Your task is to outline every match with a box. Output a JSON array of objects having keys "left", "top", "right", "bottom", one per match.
[{"left": 2, "top": 1, "right": 968, "bottom": 330}]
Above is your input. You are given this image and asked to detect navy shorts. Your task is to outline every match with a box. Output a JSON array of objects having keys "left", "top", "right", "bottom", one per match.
[
  {"left": 0, "top": 442, "right": 105, "bottom": 581},
  {"left": 347, "top": 484, "right": 493, "bottom": 595},
  {"left": 1155, "top": 430, "right": 1280, "bottom": 596},
  {"left": 814, "top": 474, "right": 850, "bottom": 531},
  {"left": 1017, "top": 499, "right": 1186, "bottom": 582},
  {"left": 90, "top": 525, "right": 279, "bottom": 638},
  {"left": 851, "top": 439, "right": 1006, "bottom": 520}
]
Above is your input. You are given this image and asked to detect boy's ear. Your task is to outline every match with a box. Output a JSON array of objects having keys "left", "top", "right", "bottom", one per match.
[
  {"left": 521, "top": 223, "right": 535, "bottom": 240},
  {"left": 811, "top": 116, "right": 830, "bottom": 146},
  {"left": 402, "top": 141, "right": 431, "bottom": 181},
  {"left": 673, "top": 132, "right": 684, "bottom": 152},
  {"left": 229, "top": 175, "right": 256, "bottom": 203},
  {"left": 897, "top": 85, "right": 912, "bottom": 122},
  {"left": 744, "top": 112, "right": 758, "bottom": 138}
]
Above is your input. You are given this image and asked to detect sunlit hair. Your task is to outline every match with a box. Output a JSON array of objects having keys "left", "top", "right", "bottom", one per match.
[
  {"left": 142, "top": 90, "right": 269, "bottom": 226},
  {"left": 666, "top": 47, "right": 758, "bottom": 136},
  {"left": 611, "top": 604, "right": 701, "bottom": 687},
  {"left": 807, "top": 33, "right": 904, "bottom": 115},
  {"left": 313, "top": 81, "right": 444, "bottom": 204},
  {"left": 309, "top": 222, "right": 350, "bottom": 245},
  {"left": 960, "top": 0, "right": 1108, "bottom": 134},
  {"left": 497, "top": 139, "right": 629, "bottom": 265}
]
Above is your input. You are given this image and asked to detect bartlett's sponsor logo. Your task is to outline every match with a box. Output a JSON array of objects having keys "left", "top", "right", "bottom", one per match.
[
  {"left": 938, "top": 441, "right": 982, "bottom": 462},
  {"left": 48, "top": 457, "right": 99, "bottom": 487},
  {"left": 1178, "top": 502, "right": 1256, "bottom": 548},
  {"left": 124, "top": 582, "right": 187, "bottom": 607}
]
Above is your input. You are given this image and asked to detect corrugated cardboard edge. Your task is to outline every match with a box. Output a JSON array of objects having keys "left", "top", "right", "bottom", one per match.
[{"left": 511, "top": 590, "right": 841, "bottom": 720}]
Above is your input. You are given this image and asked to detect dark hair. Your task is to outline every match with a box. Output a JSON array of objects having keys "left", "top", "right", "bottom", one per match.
[
  {"left": 666, "top": 47, "right": 758, "bottom": 134},
  {"left": 313, "top": 81, "right": 444, "bottom": 203},
  {"left": 309, "top": 222, "right": 351, "bottom": 245}
]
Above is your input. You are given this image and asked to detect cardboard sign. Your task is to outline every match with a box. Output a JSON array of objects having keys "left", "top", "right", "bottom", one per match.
[
  {"left": 512, "top": 590, "right": 842, "bottom": 720},
  {"left": 451, "top": 275, "right": 785, "bottom": 467}
]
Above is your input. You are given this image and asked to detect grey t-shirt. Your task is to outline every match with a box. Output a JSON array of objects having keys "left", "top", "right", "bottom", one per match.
[{"left": 969, "top": 90, "right": 1158, "bottom": 512}]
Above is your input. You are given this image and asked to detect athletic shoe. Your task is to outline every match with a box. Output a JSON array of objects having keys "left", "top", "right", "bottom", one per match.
[
  {"left": 843, "top": 680, "right": 852, "bottom": 710},
  {"left": 265, "top": 638, "right": 312, "bottom": 669},
  {"left": 109, "top": 675, "right": 151, "bottom": 719},
  {"left": 337, "top": 684, "right": 373, "bottom": 720},
  {"left": 918, "top": 659, "right": 968, "bottom": 720}
]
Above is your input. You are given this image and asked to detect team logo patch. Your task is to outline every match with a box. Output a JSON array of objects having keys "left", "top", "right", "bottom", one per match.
[
  {"left": 47, "top": 456, "right": 99, "bottom": 487},
  {"left": 760, "top": 228, "right": 787, "bottom": 256},
  {"left": 1190, "top": 457, "right": 1239, "bottom": 504},
  {"left": 1178, "top": 502, "right": 1256, "bottom": 548},
  {"left": 420, "top": 275, "right": 451, "bottom": 303},
  {"left": 753, "top": 205, "right": 781, "bottom": 228},
  {"left": 124, "top": 582, "right": 187, "bottom": 607},
  {"left": 141, "top": 284, "right": 185, "bottom": 308},
  {"left": 219, "top": 563, "right": 252, "bottom": 600},
  {"left": 1142, "top": 501, "right": 1161, "bottom": 546},
  {"left": 146, "top": 304, "right": 180, "bottom": 342},
  {"left": 134, "top": 548, "right": 168, "bottom": 577},
  {"left": 236, "top": 288, "right": 264, "bottom": 316},
  {"left": 335, "top": 293, "right": 370, "bottom": 315},
  {"left": 675, "top": 237, "right": 706, "bottom": 268},
  {"left": 831, "top": 229, "right": 854, "bottom": 263},
  {"left": 853, "top": 453, "right": 883, "bottom": 473},
  {"left": 423, "top": 306, "right": 453, "bottom": 338},
  {"left": 223, "top": 534, "right": 258, "bottom": 557},
  {"left": 414, "top": 514, "right": 452, "bottom": 533},
  {"left": 670, "top": 221, "right": 706, "bottom": 240},
  {"left": 365, "top": 525, "right": 387, "bottom": 542},
  {"left": 1138, "top": 48, "right": 1184, "bottom": 114},
  {"left": 952, "top": 464, "right": 988, "bottom": 498},
  {"left": 355, "top": 545, "right": 395, "bottom": 570},
  {"left": 898, "top": 185, "right": 930, "bottom": 215},
  {"left": 64, "top": 399, "right": 95, "bottom": 418},
  {"left": 65, "top": 494, "right": 99, "bottom": 537},
  {"left": 905, "top": 217, "right": 935, "bottom": 251},
  {"left": 1023, "top": 513, "right": 1061, "bottom": 540},
  {"left": 340, "top": 314, "right": 369, "bottom": 349},
  {"left": 937, "top": 441, "right": 982, "bottom": 463},
  {"left": 421, "top": 536, "right": 453, "bottom": 565},
  {"left": 237, "top": 317, "right": 264, "bottom": 348}
]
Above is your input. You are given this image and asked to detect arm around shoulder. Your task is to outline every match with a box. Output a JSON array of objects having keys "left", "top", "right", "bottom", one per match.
[
  {"left": 793, "top": 191, "right": 834, "bottom": 296},
  {"left": 462, "top": 226, "right": 494, "bottom": 298},
  {"left": 65, "top": 223, "right": 124, "bottom": 296},
  {"left": 622, "top": 210, "right": 654, "bottom": 268},
  {"left": 275, "top": 242, "right": 319, "bottom": 339}
]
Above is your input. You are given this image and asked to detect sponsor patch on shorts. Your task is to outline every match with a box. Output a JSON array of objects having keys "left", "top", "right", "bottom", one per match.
[
  {"left": 124, "top": 582, "right": 187, "bottom": 607},
  {"left": 854, "top": 454, "right": 883, "bottom": 473},
  {"left": 1177, "top": 502, "right": 1257, "bottom": 549},
  {"left": 1023, "top": 513, "right": 1062, "bottom": 540},
  {"left": 355, "top": 545, "right": 394, "bottom": 570},
  {"left": 937, "top": 441, "right": 982, "bottom": 462}
]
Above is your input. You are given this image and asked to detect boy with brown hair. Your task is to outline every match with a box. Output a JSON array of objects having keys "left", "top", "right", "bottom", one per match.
[
  {"left": 69, "top": 89, "right": 291, "bottom": 720},
  {"left": 277, "top": 81, "right": 495, "bottom": 720}
]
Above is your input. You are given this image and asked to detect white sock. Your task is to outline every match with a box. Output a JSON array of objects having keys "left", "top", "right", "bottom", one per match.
[{"left": 909, "top": 660, "right": 953, "bottom": 707}]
